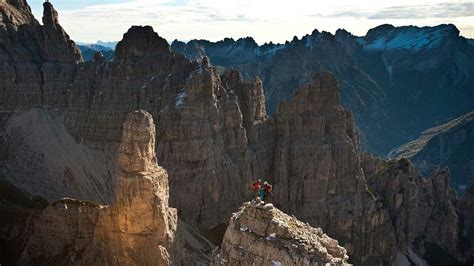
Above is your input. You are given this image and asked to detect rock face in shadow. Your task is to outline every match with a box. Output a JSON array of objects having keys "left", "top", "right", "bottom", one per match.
[
  {"left": 0, "top": 108, "right": 113, "bottom": 203},
  {"left": 271, "top": 72, "right": 394, "bottom": 264},
  {"left": 212, "top": 201, "right": 349, "bottom": 265},
  {"left": 18, "top": 110, "right": 213, "bottom": 265},
  {"left": 390, "top": 111, "right": 474, "bottom": 193},
  {"left": 0, "top": 0, "right": 37, "bottom": 26},
  {"left": 115, "top": 25, "right": 170, "bottom": 59},
  {"left": 0, "top": 1, "right": 81, "bottom": 63},
  {"left": 362, "top": 156, "right": 463, "bottom": 263},
  {"left": 460, "top": 185, "right": 474, "bottom": 263}
]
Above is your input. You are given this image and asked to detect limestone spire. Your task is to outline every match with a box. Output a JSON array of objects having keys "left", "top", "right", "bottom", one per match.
[{"left": 118, "top": 110, "right": 158, "bottom": 174}]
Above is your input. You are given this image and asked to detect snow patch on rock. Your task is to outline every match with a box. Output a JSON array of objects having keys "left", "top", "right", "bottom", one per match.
[{"left": 360, "top": 26, "right": 452, "bottom": 52}]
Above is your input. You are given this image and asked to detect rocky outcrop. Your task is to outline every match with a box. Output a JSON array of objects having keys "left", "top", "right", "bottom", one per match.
[
  {"left": 460, "top": 185, "right": 474, "bottom": 263},
  {"left": 41, "top": 2, "right": 83, "bottom": 63},
  {"left": 362, "top": 156, "right": 462, "bottom": 263},
  {"left": 18, "top": 110, "right": 213, "bottom": 265},
  {"left": 0, "top": 1, "right": 81, "bottom": 63},
  {"left": 212, "top": 201, "right": 348, "bottom": 265},
  {"left": 0, "top": 0, "right": 82, "bottom": 119},
  {"left": 0, "top": 0, "right": 37, "bottom": 26},
  {"left": 115, "top": 25, "right": 170, "bottom": 59},
  {"left": 390, "top": 111, "right": 474, "bottom": 193},
  {"left": 271, "top": 72, "right": 395, "bottom": 265}
]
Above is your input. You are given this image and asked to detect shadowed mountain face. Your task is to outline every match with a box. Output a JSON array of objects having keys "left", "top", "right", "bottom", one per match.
[
  {"left": 391, "top": 111, "right": 474, "bottom": 193},
  {"left": 0, "top": 0, "right": 472, "bottom": 265},
  {"left": 172, "top": 24, "right": 474, "bottom": 155}
]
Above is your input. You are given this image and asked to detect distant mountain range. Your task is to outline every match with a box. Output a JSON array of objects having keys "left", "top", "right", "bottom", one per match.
[
  {"left": 171, "top": 24, "right": 474, "bottom": 156},
  {"left": 77, "top": 43, "right": 115, "bottom": 61},
  {"left": 77, "top": 41, "right": 118, "bottom": 49}
]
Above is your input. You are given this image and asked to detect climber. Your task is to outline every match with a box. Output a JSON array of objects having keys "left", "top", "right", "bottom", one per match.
[
  {"left": 262, "top": 181, "right": 273, "bottom": 202},
  {"left": 258, "top": 186, "right": 266, "bottom": 201},
  {"left": 251, "top": 178, "right": 262, "bottom": 198}
]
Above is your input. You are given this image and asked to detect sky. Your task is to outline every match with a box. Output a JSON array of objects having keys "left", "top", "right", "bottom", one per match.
[{"left": 28, "top": 0, "right": 474, "bottom": 44}]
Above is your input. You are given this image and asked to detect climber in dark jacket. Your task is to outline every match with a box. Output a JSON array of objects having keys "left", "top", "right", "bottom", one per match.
[
  {"left": 258, "top": 186, "right": 266, "bottom": 201},
  {"left": 260, "top": 181, "right": 273, "bottom": 202}
]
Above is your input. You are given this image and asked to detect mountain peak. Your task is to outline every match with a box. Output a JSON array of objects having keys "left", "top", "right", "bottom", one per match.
[
  {"left": 335, "top": 28, "right": 352, "bottom": 38},
  {"left": 365, "top": 24, "right": 396, "bottom": 37},
  {"left": 360, "top": 24, "right": 461, "bottom": 52},
  {"left": 235, "top": 36, "right": 258, "bottom": 48},
  {"left": 42, "top": 1, "right": 59, "bottom": 27},
  {"left": 115, "top": 26, "right": 170, "bottom": 59},
  {"left": 0, "top": 0, "right": 37, "bottom": 26},
  {"left": 278, "top": 71, "right": 341, "bottom": 113}
]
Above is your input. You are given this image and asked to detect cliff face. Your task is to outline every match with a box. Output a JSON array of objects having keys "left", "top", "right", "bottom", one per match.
[
  {"left": 0, "top": 0, "right": 37, "bottom": 26},
  {"left": 212, "top": 201, "right": 349, "bottom": 265},
  {"left": 460, "top": 185, "right": 474, "bottom": 263},
  {"left": 19, "top": 110, "right": 213, "bottom": 265},
  {"left": 0, "top": 1, "right": 81, "bottom": 63},
  {"left": 390, "top": 111, "right": 474, "bottom": 193},
  {"left": 270, "top": 72, "right": 394, "bottom": 264},
  {"left": 362, "top": 156, "right": 462, "bottom": 263}
]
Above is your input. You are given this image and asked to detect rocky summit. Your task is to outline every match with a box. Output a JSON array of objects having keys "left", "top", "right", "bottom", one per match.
[
  {"left": 0, "top": 0, "right": 473, "bottom": 265},
  {"left": 212, "top": 200, "right": 349, "bottom": 265}
]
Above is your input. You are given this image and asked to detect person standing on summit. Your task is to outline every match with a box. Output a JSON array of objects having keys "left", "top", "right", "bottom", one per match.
[
  {"left": 251, "top": 179, "right": 262, "bottom": 198},
  {"left": 259, "top": 181, "right": 273, "bottom": 202}
]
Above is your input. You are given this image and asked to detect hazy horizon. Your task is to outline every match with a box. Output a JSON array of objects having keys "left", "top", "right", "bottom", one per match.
[{"left": 28, "top": 0, "right": 474, "bottom": 44}]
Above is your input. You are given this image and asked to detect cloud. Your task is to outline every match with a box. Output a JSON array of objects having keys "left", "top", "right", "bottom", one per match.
[
  {"left": 311, "top": 1, "right": 474, "bottom": 20},
  {"left": 369, "top": 2, "right": 474, "bottom": 19},
  {"left": 64, "top": 0, "right": 260, "bottom": 24},
  {"left": 28, "top": 0, "right": 474, "bottom": 43}
]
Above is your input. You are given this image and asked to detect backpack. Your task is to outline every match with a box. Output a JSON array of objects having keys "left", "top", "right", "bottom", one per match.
[
  {"left": 252, "top": 181, "right": 261, "bottom": 191},
  {"left": 265, "top": 184, "right": 272, "bottom": 192}
]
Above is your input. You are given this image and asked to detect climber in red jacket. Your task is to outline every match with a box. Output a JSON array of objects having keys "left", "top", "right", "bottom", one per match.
[{"left": 251, "top": 179, "right": 262, "bottom": 199}]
